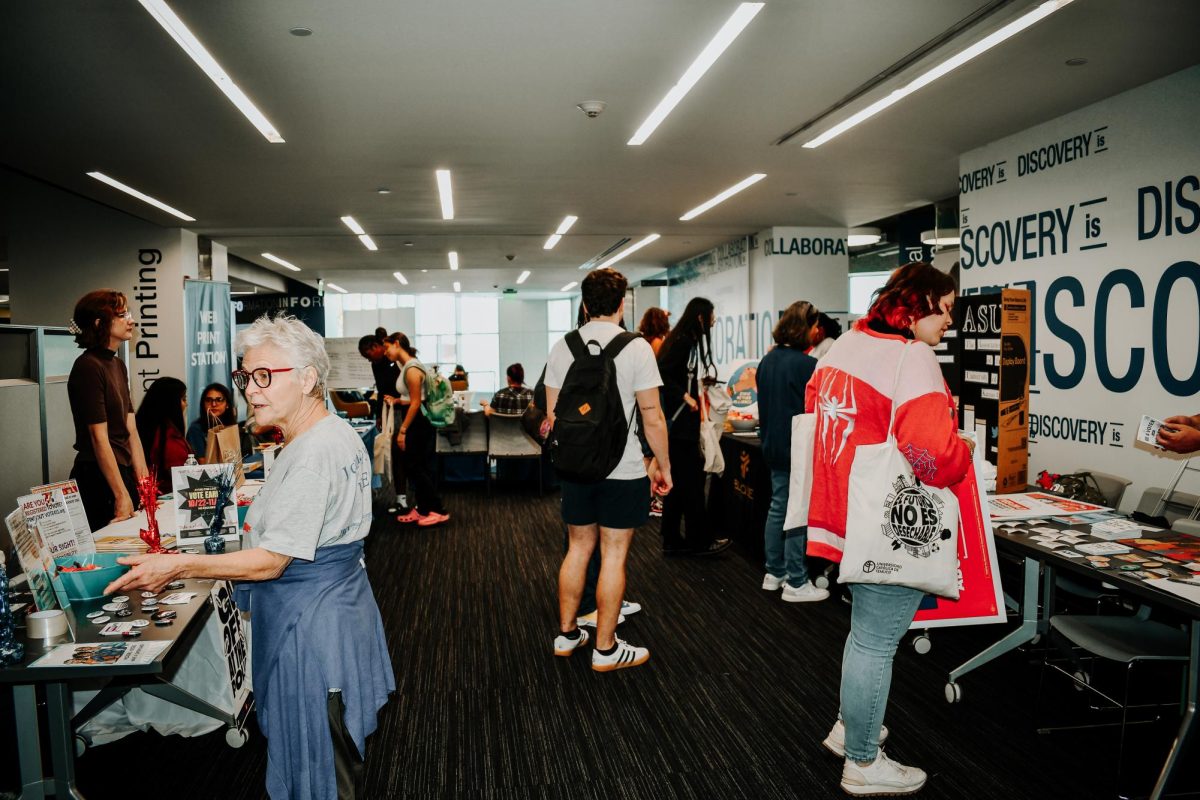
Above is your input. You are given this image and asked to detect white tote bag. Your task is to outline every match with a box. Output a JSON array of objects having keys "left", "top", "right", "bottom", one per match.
[
  {"left": 372, "top": 401, "right": 393, "bottom": 476},
  {"left": 838, "top": 348, "right": 961, "bottom": 598},
  {"left": 698, "top": 388, "right": 726, "bottom": 475},
  {"left": 783, "top": 413, "right": 817, "bottom": 529}
]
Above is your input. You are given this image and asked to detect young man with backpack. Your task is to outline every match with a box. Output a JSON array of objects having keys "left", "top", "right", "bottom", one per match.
[{"left": 545, "top": 268, "right": 672, "bottom": 672}]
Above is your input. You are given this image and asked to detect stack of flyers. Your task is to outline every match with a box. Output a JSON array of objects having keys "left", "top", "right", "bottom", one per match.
[
  {"left": 1076, "top": 541, "right": 1132, "bottom": 556},
  {"left": 1136, "top": 415, "right": 1167, "bottom": 448},
  {"left": 1090, "top": 518, "right": 1144, "bottom": 541}
]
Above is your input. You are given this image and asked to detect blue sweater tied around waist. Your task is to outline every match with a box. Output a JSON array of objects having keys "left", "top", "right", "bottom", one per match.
[{"left": 236, "top": 541, "right": 394, "bottom": 800}]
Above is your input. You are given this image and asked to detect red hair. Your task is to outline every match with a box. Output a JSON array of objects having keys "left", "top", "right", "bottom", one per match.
[{"left": 864, "top": 262, "right": 956, "bottom": 330}]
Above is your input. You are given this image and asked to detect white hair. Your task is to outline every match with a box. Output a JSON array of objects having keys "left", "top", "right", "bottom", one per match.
[{"left": 235, "top": 314, "right": 330, "bottom": 398}]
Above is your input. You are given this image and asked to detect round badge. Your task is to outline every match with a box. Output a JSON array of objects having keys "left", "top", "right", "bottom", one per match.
[
  {"left": 112, "top": 596, "right": 130, "bottom": 605},
  {"left": 166, "top": 581, "right": 185, "bottom": 590},
  {"left": 102, "top": 603, "right": 122, "bottom": 612},
  {"left": 115, "top": 609, "right": 133, "bottom": 618},
  {"left": 92, "top": 615, "right": 111, "bottom": 624},
  {"left": 154, "top": 619, "right": 175, "bottom": 627},
  {"left": 131, "top": 619, "right": 150, "bottom": 628},
  {"left": 151, "top": 610, "right": 177, "bottom": 621},
  {"left": 141, "top": 591, "right": 158, "bottom": 598},
  {"left": 141, "top": 600, "right": 159, "bottom": 609},
  {"left": 86, "top": 610, "right": 103, "bottom": 619}
]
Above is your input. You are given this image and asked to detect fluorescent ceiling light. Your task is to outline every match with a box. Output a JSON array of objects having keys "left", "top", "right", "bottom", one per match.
[
  {"left": 436, "top": 169, "right": 454, "bottom": 220},
  {"left": 543, "top": 214, "right": 579, "bottom": 250},
  {"left": 516, "top": 270, "right": 531, "bottom": 285},
  {"left": 596, "top": 234, "right": 661, "bottom": 270},
  {"left": 261, "top": 252, "right": 301, "bottom": 272},
  {"left": 340, "top": 215, "right": 365, "bottom": 235},
  {"left": 86, "top": 171, "right": 195, "bottom": 222},
  {"left": 679, "top": 174, "right": 766, "bottom": 221},
  {"left": 803, "top": 0, "right": 1072, "bottom": 148},
  {"left": 627, "top": 3, "right": 764, "bottom": 146},
  {"left": 137, "top": 0, "right": 284, "bottom": 143},
  {"left": 453, "top": 281, "right": 461, "bottom": 293},
  {"left": 921, "top": 228, "right": 961, "bottom": 246},
  {"left": 847, "top": 227, "right": 883, "bottom": 247},
  {"left": 325, "top": 283, "right": 348, "bottom": 294},
  {"left": 560, "top": 282, "right": 578, "bottom": 292},
  {"left": 358, "top": 234, "right": 377, "bottom": 251},
  {"left": 448, "top": 251, "right": 459, "bottom": 270},
  {"left": 393, "top": 271, "right": 408, "bottom": 285}
]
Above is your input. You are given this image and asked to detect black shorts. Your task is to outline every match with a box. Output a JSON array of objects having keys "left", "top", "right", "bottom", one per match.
[{"left": 560, "top": 477, "right": 651, "bottom": 530}]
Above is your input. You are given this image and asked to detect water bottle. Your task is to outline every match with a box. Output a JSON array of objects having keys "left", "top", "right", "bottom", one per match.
[{"left": 184, "top": 453, "right": 198, "bottom": 466}]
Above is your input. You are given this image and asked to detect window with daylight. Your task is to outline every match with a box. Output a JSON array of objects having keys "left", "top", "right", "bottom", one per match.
[{"left": 849, "top": 271, "right": 892, "bottom": 316}]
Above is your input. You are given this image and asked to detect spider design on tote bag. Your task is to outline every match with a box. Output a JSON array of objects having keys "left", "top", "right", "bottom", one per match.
[{"left": 817, "top": 371, "right": 857, "bottom": 465}]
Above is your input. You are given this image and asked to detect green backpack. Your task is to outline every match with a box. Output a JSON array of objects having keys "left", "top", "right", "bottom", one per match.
[{"left": 410, "top": 363, "right": 456, "bottom": 428}]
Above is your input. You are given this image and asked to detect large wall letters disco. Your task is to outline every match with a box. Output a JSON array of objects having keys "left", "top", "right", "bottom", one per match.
[{"left": 958, "top": 66, "right": 1199, "bottom": 506}]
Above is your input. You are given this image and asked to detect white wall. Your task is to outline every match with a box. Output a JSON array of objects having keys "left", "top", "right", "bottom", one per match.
[
  {"left": 499, "top": 298, "right": 551, "bottom": 385},
  {"left": 959, "top": 65, "right": 1200, "bottom": 510},
  {"left": 2, "top": 168, "right": 191, "bottom": 405}
]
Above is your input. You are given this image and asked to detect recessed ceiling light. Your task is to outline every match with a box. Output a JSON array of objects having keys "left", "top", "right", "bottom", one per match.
[
  {"left": 448, "top": 251, "right": 459, "bottom": 270},
  {"left": 516, "top": 270, "right": 531, "bottom": 285},
  {"left": 627, "top": 3, "right": 764, "bottom": 146},
  {"left": 431, "top": 285, "right": 437, "bottom": 289},
  {"left": 420, "top": 269, "right": 428, "bottom": 273},
  {"left": 393, "top": 271, "right": 408, "bottom": 285},
  {"left": 377, "top": 187, "right": 392, "bottom": 195},
  {"left": 436, "top": 169, "right": 455, "bottom": 220},
  {"left": 802, "top": 0, "right": 1073, "bottom": 148},
  {"left": 340, "top": 215, "right": 365, "bottom": 235},
  {"left": 679, "top": 174, "right": 766, "bottom": 221},
  {"left": 544, "top": 215, "right": 579, "bottom": 249},
  {"left": 358, "top": 235, "right": 377, "bottom": 251},
  {"left": 325, "top": 282, "right": 347, "bottom": 294},
  {"left": 847, "top": 227, "right": 883, "bottom": 247},
  {"left": 289, "top": 26, "right": 313, "bottom": 37},
  {"left": 453, "top": 281, "right": 461, "bottom": 293},
  {"left": 138, "top": 0, "right": 284, "bottom": 143},
  {"left": 596, "top": 234, "right": 661, "bottom": 270},
  {"left": 261, "top": 252, "right": 301, "bottom": 271},
  {"left": 404, "top": 241, "right": 414, "bottom": 247},
  {"left": 86, "top": 171, "right": 195, "bottom": 221},
  {"left": 784, "top": 192, "right": 799, "bottom": 197},
  {"left": 560, "top": 282, "right": 578, "bottom": 292},
  {"left": 1065, "top": 57, "right": 1088, "bottom": 66}
]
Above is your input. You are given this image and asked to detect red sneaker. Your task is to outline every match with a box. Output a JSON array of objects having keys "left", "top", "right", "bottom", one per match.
[{"left": 417, "top": 511, "right": 450, "bottom": 527}]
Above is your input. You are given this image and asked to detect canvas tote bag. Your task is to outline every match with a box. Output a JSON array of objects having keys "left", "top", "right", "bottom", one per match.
[
  {"left": 783, "top": 412, "right": 817, "bottom": 529},
  {"left": 698, "top": 385, "right": 726, "bottom": 475},
  {"left": 838, "top": 346, "right": 961, "bottom": 598},
  {"left": 373, "top": 401, "right": 394, "bottom": 475}
]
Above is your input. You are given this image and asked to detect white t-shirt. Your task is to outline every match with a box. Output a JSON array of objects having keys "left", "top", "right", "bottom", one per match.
[
  {"left": 243, "top": 415, "right": 373, "bottom": 561},
  {"left": 545, "top": 320, "right": 662, "bottom": 480}
]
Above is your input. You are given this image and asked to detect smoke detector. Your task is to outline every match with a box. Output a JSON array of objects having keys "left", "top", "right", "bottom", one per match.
[{"left": 576, "top": 100, "right": 607, "bottom": 119}]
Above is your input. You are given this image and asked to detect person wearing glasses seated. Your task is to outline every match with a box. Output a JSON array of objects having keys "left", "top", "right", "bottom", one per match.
[
  {"left": 107, "top": 314, "right": 394, "bottom": 800},
  {"left": 186, "top": 382, "right": 246, "bottom": 463},
  {"left": 480, "top": 363, "right": 534, "bottom": 416},
  {"left": 67, "top": 289, "right": 149, "bottom": 529}
]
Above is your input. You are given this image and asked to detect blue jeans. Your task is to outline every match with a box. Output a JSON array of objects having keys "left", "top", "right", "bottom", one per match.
[
  {"left": 840, "top": 582, "right": 924, "bottom": 762},
  {"left": 763, "top": 469, "right": 809, "bottom": 587}
]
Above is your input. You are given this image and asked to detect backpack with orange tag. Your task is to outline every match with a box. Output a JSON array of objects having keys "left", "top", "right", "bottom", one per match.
[{"left": 548, "top": 330, "right": 640, "bottom": 483}]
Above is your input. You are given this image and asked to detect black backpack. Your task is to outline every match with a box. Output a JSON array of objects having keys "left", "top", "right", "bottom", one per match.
[{"left": 548, "top": 329, "right": 639, "bottom": 483}]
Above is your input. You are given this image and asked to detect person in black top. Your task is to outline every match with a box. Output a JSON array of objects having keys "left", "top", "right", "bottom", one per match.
[
  {"left": 359, "top": 332, "right": 406, "bottom": 512},
  {"left": 67, "top": 289, "right": 149, "bottom": 530},
  {"left": 656, "top": 296, "right": 732, "bottom": 557}
]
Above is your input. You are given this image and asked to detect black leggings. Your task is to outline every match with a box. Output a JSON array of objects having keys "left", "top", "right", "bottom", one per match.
[
  {"left": 401, "top": 411, "right": 444, "bottom": 515},
  {"left": 659, "top": 436, "right": 712, "bottom": 550}
]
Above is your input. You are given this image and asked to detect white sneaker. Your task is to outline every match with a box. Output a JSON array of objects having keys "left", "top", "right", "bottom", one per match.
[
  {"left": 621, "top": 599, "right": 642, "bottom": 616},
  {"left": 841, "top": 750, "right": 926, "bottom": 796},
  {"left": 575, "top": 610, "right": 626, "bottom": 628},
  {"left": 822, "top": 718, "right": 889, "bottom": 758},
  {"left": 762, "top": 573, "right": 787, "bottom": 591},
  {"left": 591, "top": 637, "right": 650, "bottom": 672},
  {"left": 782, "top": 581, "right": 831, "bottom": 603},
  {"left": 553, "top": 628, "right": 589, "bottom": 657}
]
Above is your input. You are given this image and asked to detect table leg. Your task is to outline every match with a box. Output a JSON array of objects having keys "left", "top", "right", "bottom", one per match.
[
  {"left": 949, "top": 556, "right": 1046, "bottom": 684},
  {"left": 1150, "top": 619, "right": 1199, "bottom": 800},
  {"left": 14, "top": 683, "right": 46, "bottom": 800},
  {"left": 45, "top": 681, "right": 87, "bottom": 799}
]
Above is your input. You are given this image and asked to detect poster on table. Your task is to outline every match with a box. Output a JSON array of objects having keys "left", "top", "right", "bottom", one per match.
[
  {"left": 184, "top": 280, "right": 234, "bottom": 416},
  {"left": 18, "top": 489, "right": 88, "bottom": 559},
  {"left": 5, "top": 508, "right": 58, "bottom": 611},
  {"left": 912, "top": 448, "right": 1007, "bottom": 629},
  {"left": 171, "top": 465, "right": 238, "bottom": 544},
  {"left": 987, "top": 491, "right": 1109, "bottom": 521},
  {"left": 30, "top": 640, "right": 170, "bottom": 668},
  {"left": 957, "top": 65, "right": 1200, "bottom": 509},
  {"left": 31, "top": 479, "right": 94, "bottom": 551}
]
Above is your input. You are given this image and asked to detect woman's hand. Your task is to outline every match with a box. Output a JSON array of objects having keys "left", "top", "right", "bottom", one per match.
[
  {"left": 104, "top": 553, "right": 185, "bottom": 595},
  {"left": 960, "top": 434, "right": 977, "bottom": 457},
  {"left": 683, "top": 393, "right": 698, "bottom": 411},
  {"left": 395, "top": 430, "right": 407, "bottom": 451},
  {"left": 111, "top": 491, "right": 135, "bottom": 523}
]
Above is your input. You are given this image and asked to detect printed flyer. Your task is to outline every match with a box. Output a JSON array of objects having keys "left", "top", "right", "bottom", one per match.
[
  {"left": 171, "top": 465, "right": 238, "bottom": 543},
  {"left": 18, "top": 489, "right": 86, "bottom": 559},
  {"left": 5, "top": 508, "right": 59, "bottom": 611},
  {"left": 30, "top": 640, "right": 170, "bottom": 668},
  {"left": 31, "top": 479, "right": 95, "bottom": 552}
]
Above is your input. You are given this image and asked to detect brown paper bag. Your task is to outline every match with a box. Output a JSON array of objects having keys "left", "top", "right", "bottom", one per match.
[{"left": 205, "top": 424, "right": 245, "bottom": 488}]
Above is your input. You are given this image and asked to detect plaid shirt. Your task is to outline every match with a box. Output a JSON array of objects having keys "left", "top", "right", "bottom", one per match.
[{"left": 488, "top": 385, "right": 534, "bottom": 416}]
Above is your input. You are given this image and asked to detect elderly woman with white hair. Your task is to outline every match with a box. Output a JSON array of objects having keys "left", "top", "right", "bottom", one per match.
[{"left": 107, "top": 314, "right": 394, "bottom": 800}]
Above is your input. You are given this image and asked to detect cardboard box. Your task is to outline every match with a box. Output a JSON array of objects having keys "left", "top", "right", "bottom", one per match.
[{"left": 954, "top": 288, "right": 1030, "bottom": 493}]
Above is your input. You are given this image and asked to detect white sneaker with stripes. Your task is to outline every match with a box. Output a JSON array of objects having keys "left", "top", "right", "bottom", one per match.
[
  {"left": 591, "top": 637, "right": 650, "bottom": 672},
  {"left": 553, "top": 628, "right": 589, "bottom": 657}
]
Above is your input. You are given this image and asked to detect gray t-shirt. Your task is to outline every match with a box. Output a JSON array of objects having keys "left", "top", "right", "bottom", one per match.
[{"left": 243, "top": 415, "right": 373, "bottom": 561}]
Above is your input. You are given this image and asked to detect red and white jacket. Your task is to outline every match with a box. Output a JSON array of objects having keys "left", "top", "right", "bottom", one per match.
[{"left": 804, "top": 320, "right": 971, "bottom": 563}]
